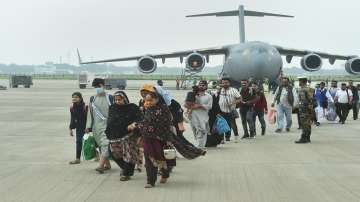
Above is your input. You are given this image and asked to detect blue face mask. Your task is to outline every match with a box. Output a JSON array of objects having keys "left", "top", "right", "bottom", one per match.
[{"left": 95, "top": 87, "right": 105, "bottom": 94}]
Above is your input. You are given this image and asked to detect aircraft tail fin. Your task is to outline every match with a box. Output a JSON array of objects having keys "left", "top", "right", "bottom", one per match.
[
  {"left": 186, "top": 5, "right": 294, "bottom": 43},
  {"left": 186, "top": 10, "right": 294, "bottom": 18},
  {"left": 77, "top": 49, "right": 83, "bottom": 65}
]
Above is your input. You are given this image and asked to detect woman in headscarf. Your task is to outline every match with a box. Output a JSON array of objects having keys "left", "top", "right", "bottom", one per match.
[
  {"left": 138, "top": 85, "right": 206, "bottom": 188},
  {"left": 105, "top": 91, "right": 143, "bottom": 181}
]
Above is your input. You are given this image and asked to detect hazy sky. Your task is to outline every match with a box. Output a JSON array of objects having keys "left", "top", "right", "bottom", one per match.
[{"left": 0, "top": 0, "right": 359, "bottom": 69}]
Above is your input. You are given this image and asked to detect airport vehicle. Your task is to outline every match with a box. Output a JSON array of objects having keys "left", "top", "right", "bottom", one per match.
[
  {"left": 77, "top": 5, "right": 360, "bottom": 86},
  {"left": 9, "top": 75, "right": 33, "bottom": 88},
  {"left": 0, "top": 85, "right": 7, "bottom": 90},
  {"left": 104, "top": 78, "right": 127, "bottom": 90},
  {"left": 78, "top": 71, "right": 94, "bottom": 89}
]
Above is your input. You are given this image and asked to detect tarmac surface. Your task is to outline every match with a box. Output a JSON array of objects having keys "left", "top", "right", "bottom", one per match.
[{"left": 1, "top": 80, "right": 360, "bottom": 202}]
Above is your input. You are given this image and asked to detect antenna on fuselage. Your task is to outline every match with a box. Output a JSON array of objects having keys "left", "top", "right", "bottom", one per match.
[{"left": 186, "top": 5, "right": 294, "bottom": 43}]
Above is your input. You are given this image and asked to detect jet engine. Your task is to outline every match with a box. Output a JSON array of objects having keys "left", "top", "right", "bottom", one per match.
[
  {"left": 137, "top": 56, "right": 157, "bottom": 73},
  {"left": 300, "top": 53, "right": 322, "bottom": 72},
  {"left": 345, "top": 57, "right": 360, "bottom": 75},
  {"left": 185, "top": 52, "right": 206, "bottom": 72}
]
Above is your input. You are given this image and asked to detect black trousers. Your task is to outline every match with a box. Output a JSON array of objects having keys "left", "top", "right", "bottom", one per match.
[
  {"left": 297, "top": 111, "right": 302, "bottom": 129},
  {"left": 144, "top": 153, "right": 169, "bottom": 186},
  {"left": 221, "top": 112, "right": 239, "bottom": 139},
  {"left": 112, "top": 158, "right": 135, "bottom": 177},
  {"left": 352, "top": 101, "right": 359, "bottom": 120},
  {"left": 239, "top": 107, "right": 255, "bottom": 136},
  {"left": 336, "top": 103, "right": 350, "bottom": 122}
]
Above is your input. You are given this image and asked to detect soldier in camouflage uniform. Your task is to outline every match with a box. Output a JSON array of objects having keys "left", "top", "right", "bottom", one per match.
[{"left": 295, "top": 77, "right": 313, "bottom": 144}]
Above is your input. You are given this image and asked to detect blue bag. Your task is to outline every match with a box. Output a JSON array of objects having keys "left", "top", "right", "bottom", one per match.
[{"left": 215, "top": 115, "right": 231, "bottom": 134}]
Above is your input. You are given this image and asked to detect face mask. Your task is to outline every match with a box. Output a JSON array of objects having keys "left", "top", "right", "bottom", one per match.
[{"left": 95, "top": 87, "right": 105, "bottom": 94}]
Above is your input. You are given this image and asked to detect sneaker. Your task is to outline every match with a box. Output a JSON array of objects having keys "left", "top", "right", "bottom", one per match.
[
  {"left": 225, "top": 137, "right": 231, "bottom": 141},
  {"left": 120, "top": 176, "right": 131, "bottom": 181},
  {"left": 261, "top": 128, "right": 266, "bottom": 136},
  {"left": 286, "top": 128, "right": 290, "bottom": 132},
  {"left": 69, "top": 159, "right": 80, "bottom": 165},
  {"left": 241, "top": 135, "right": 249, "bottom": 139},
  {"left": 315, "top": 122, "right": 320, "bottom": 126},
  {"left": 234, "top": 136, "right": 239, "bottom": 143},
  {"left": 221, "top": 140, "right": 225, "bottom": 144},
  {"left": 144, "top": 184, "right": 154, "bottom": 188},
  {"left": 275, "top": 129, "right": 282, "bottom": 133}
]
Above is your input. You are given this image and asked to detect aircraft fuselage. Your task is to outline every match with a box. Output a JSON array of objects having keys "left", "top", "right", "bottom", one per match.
[{"left": 222, "top": 41, "right": 283, "bottom": 83}]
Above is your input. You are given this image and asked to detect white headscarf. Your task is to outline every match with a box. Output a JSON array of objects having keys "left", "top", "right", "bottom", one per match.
[{"left": 154, "top": 85, "right": 173, "bottom": 106}]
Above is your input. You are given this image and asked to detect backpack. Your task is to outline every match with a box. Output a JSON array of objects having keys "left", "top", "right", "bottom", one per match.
[
  {"left": 90, "top": 94, "right": 114, "bottom": 106},
  {"left": 90, "top": 94, "right": 114, "bottom": 121}
]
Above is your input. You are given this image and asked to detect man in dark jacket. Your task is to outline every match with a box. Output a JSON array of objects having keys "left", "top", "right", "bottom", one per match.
[
  {"left": 252, "top": 82, "right": 268, "bottom": 136},
  {"left": 239, "top": 80, "right": 259, "bottom": 139},
  {"left": 348, "top": 80, "right": 359, "bottom": 120}
]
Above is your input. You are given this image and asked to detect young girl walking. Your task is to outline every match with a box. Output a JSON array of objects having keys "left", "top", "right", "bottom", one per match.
[{"left": 69, "top": 92, "right": 88, "bottom": 164}]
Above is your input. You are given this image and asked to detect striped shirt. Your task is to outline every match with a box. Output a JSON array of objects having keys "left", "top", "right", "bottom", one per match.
[{"left": 219, "top": 87, "right": 241, "bottom": 113}]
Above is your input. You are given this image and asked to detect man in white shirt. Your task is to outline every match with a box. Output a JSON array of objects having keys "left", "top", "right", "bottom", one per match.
[
  {"left": 185, "top": 80, "right": 213, "bottom": 148},
  {"left": 334, "top": 83, "right": 353, "bottom": 124},
  {"left": 218, "top": 77, "right": 241, "bottom": 142},
  {"left": 272, "top": 77, "right": 298, "bottom": 133}
]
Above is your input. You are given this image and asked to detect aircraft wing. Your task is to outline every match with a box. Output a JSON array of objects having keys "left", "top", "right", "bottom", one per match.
[
  {"left": 274, "top": 45, "right": 354, "bottom": 61},
  {"left": 78, "top": 46, "right": 227, "bottom": 65}
]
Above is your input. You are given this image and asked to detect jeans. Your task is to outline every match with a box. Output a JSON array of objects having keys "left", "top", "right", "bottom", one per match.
[
  {"left": 240, "top": 107, "right": 255, "bottom": 136},
  {"left": 253, "top": 108, "right": 266, "bottom": 130},
  {"left": 75, "top": 128, "right": 85, "bottom": 159},
  {"left": 276, "top": 104, "right": 292, "bottom": 130}
]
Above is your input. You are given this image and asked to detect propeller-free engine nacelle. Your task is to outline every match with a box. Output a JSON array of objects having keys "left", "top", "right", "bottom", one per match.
[
  {"left": 300, "top": 53, "right": 322, "bottom": 72},
  {"left": 185, "top": 52, "right": 206, "bottom": 72},
  {"left": 137, "top": 56, "right": 157, "bottom": 73},
  {"left": 345, "top": 57, "right": 360, "bottom": 75}
]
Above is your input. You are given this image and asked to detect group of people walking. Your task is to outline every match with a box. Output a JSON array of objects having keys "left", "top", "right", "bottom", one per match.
[
  {"left": 68, "top": 78, "right": 205, "bottom": 188},
  {"left": 271, "top": 76, "right": 359, "bottom": 143},
  {"left": 68, "top": 76, "right": 359, "bottom": 187},
  {"left": 184, "top": 77, "right": 269, "bottom": 148}
]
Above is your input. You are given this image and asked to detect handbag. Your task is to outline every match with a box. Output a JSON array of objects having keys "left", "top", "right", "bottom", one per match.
[
  {"left": 267, "top": 107, "right": 277, "bottom": 124},
  {"left": 82, "top": 133, "right": 96, "bottom": 160},
  {"left": 215, "top": 115, "right": 231, "bottom": 134},
  {"left": 163, "top": 146, "right": 176, "bottom": 160}
]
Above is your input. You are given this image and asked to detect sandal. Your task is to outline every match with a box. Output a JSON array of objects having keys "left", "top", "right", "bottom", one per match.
[
  {"left": 69, "top": 159, "right": 80, "bottom": 165},
  {"left": 159, "top": 178, "right": 167, "bottom": 184},
  {"left": 95, "top": 167, "right": 105, "bottom": 174}
]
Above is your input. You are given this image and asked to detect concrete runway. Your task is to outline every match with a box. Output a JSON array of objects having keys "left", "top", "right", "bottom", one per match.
[{"left": 1, "top": 80, "right": 360, "bottom": 202}]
